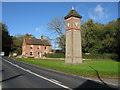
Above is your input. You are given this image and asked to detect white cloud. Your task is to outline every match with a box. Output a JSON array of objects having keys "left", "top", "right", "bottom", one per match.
[
  {"left": 89, "top": 12, "right": 96, "bottom": 20},
  {"left": 95, "top": 5, "right": 104, "bottom": 12},
  {"left": 89, "top": 4, "right": 108, "bottom": 20},
  {"left": 94, "top": 5, "right": 104, "bottom": 18},
  {"left": 35, "top": 27, "right": 41, "bottom": 32}
]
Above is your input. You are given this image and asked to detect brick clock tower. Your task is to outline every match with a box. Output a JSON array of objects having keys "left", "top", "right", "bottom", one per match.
[{"left": 64, "top": 7, "right": 82, "bottom": 64}]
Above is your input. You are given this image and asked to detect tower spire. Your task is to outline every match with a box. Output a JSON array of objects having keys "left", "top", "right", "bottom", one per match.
[{"left": 72, "top": 6, "right": 74, "bottom": 10}]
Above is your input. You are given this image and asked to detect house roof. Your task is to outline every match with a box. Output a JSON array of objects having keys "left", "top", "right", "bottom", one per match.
[
  {"left": 24, "top": 37, "right": 51, "bottom": 46},
  {"left": 64, "top": 9, "right": 82, "bottom": 19}
]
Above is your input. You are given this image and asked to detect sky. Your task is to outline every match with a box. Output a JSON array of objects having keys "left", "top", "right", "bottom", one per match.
[{"left": 2, "top": 2, "right": 118, "bottom": 49}]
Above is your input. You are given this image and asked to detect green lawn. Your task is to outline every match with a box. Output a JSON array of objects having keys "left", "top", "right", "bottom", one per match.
[{"left": 16, "top": 58, "right": 119, "bottom": 78}]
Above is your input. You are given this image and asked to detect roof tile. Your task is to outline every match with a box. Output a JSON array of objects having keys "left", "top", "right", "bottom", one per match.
[
  {"left": 25, "top": 38, "right": 51, "bottom": 46},
  {"left": 64, "top": 9, "right": 82, "bottom": 19}
]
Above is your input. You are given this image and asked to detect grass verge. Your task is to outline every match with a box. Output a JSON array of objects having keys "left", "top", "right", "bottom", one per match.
[{"left": 15, "top": 58, "right": 119, "bottom": 78}]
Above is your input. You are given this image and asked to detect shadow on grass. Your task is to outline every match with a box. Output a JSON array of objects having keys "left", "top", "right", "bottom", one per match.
[
  {"left": 74, "top": 79, "right": 118, "bottom": 90},
  {"left": 74, "top": 65, "right": 119, "bottom": 90},
  {"left": 88, "top": 65, "right": 108, "bottom": 86}
]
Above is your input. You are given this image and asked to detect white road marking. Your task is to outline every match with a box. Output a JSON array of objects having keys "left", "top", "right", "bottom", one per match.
[
  {"left": 50, "top": 79, "right": 62, "bottom": 84},
  {"left": 3, "top": 59, "right": 73, "bottom": 90},
  {"left": 3, "top": 59, "right": 118, "bottom": 87},
  {"left": 15, "top": 58, "right": 118, "bottom": 87},
  {"left": 26, "top": 69, "right": 31, "bottom": 72}
]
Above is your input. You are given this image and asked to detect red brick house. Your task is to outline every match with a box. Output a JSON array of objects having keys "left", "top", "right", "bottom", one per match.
[{"left": 22, "top": 35, "right": 52, "bottom": 58}]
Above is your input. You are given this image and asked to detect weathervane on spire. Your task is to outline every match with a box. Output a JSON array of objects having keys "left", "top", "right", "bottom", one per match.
[{"left": 72, "top": 6, "right": 74, "bottom": 10}]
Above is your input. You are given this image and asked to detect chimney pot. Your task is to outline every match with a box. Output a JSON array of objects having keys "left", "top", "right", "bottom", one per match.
[{"left": 41, "top": 35, "right": 44, "bottom": 40}]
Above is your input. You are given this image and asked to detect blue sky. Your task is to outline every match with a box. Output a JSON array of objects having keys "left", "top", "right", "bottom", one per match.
[{"left": 2, "top": 2, "right": 118, "bottom": 48}]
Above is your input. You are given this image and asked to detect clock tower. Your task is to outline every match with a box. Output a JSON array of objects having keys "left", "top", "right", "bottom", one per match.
[{"left": 64, "top": 8, "right": 82, "bottom": 64}]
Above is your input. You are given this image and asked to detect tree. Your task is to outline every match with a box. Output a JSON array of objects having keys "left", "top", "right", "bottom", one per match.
[
  {"left": 56, "top": 35, "right": 66, "bottom": 52},
  {"left": 117, "top": 18, "right": 120, "bottom": 61},
  {"left": 10, "top": 34, "right": 24, "bottom": 55},
  {"left": 48, "top": 17, "right": 119, "bottom": 60},
  {"left": 81, "top": 19, "right": 118, "bottom": 54},
  {"left": 48, "top": 17, "right": 66, "bottom": 52},
  {"left": 1, "top": 23, "right": 13, "bottom": 56},
  {"left": 81, "top": 19, "right": 104, "bottom": 53},
  {"left": 114, "top": 18, "right": 120, "bottom": 61},
  {"left": 102, "top": 20, "right": 117, "bottom": 53},
  {"left": 11, "top": 33, "right": 35, "bottom": 55}
]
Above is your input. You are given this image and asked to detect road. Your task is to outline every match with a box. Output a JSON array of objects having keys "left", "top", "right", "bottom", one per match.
[{"left": 1, "top": 57, "right": 119, "bottom": 89}]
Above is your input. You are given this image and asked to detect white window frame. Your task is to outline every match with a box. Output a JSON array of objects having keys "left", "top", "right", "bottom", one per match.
[
  {"left": 38, "top": 46, "right": 41, "bottom": 49},
  {"left": 30, "top": 45, "right": 33, "bottom": 49},
  {"left": 30, "top": 52, "right": 33, "bottom": 56}
]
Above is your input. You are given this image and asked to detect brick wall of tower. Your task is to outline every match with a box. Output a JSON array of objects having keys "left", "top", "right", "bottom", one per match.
[
  {"left": 66, "top": 17, "right": 80, "bottom": 31},
  {"left": 65, "top": 17, "right": 82, "bottom": 64}
]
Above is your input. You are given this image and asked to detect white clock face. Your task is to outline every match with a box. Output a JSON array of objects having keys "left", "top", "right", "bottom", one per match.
[
  {"left": 67, "top": 23, "right": 70, "bottom": 27},
  {"left": 75, "top": 23, "right": 78, "bottom": 26}
]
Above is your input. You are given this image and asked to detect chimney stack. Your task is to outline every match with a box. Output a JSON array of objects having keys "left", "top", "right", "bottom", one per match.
[
  {"left": 28, "top": 34, "right": 32, "bottom": 37},
  {"left": 41, "top": 35, "right": 44, "bottom": 40},
  {"left": 26, "top": 34, "right": 32, "bottom": 39}
]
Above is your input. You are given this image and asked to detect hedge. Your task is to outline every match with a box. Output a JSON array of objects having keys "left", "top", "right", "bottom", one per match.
[{"left": 45, "top": 53, "right": 112, "bottom": 59}]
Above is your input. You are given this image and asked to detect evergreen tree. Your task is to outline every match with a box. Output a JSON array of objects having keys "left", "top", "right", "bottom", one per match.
[{"left": 1, "top": 23, "right": 12, "bottom": 56}]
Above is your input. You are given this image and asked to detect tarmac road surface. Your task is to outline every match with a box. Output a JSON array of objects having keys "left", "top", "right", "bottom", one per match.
[{"left": 1, "top": 57, "right": 119, "bottom": 90}]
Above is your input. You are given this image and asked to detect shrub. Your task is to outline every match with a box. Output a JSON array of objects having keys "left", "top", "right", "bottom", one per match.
[
  {"left": 45, "top": 53, "right": 113, "bottom": 59},
  {"left": 45, "top": 53, "right": 65, "bottom": 58},
  {"left": 111, "top": 53, "right": 119, "bottom": 61},
  {"left": 28, "top": 57, "right": 34, "bottom": 58},
  {"left": 82, "top": 53, "right": 112, "bottom": 59}
]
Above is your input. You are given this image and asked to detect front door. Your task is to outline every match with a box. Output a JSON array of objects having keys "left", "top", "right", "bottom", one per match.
[{"left": 37, "top": 52, "right": 41, "bottom": 58}]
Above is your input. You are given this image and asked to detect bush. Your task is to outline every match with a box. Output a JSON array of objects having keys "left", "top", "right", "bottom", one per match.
[
  {"left": 45, "top": 53, "right": 65, "bottom": 58},
  {"left": 28, "top": 57, "right": 34, "bottom": 58},
  {"left": 111, "top": 53, "right": 119, "bottom": 61},
  {"left": 82, "top": 53, "right": 112, "bottom": 59},
  {"left": 45, "top": 53, "right": 113, "bottom": 59}
]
